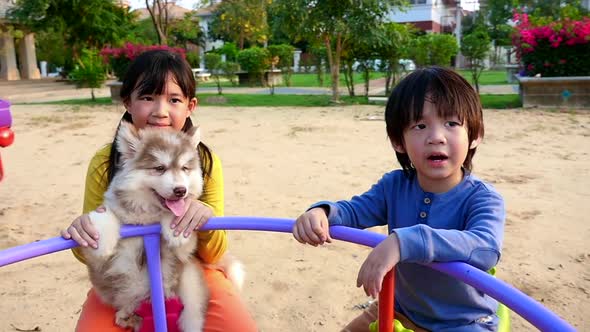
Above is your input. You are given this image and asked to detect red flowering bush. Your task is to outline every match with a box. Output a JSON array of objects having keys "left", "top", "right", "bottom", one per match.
[
  {"left": 513, "top": 12, "right": 590, "bottom": 77},
  {"left": 100, "top": 43, "right": 186, "bottom": 81}
]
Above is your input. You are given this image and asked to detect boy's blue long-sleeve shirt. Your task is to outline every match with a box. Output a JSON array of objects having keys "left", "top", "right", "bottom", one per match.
[{"left": 311, "top": 170, "right": 505, "bottom": 331}]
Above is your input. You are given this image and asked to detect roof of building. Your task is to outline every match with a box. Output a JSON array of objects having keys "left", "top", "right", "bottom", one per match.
[{"left": 132, "top": 2, "right": 191, "bottom": 21}]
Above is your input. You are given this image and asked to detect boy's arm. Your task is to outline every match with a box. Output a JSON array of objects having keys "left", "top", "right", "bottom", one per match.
[
  {"left": 196, "top": 152, "right": 227, "bottom": 264},
  {"left": 394, "top": 188, "right": 505, "bottom": 271},
  {"left": 310, "top": 172, "right": 394, "bottom": 229}
]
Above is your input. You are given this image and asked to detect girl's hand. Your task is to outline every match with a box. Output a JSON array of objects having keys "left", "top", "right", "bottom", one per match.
[
  {"left": 60, "top": 205, "right": 106, "bottom": 248},
  {"left": 293, "top": 207, "right": 332, "bottom": 246},
  {"left": 171, "top": 200, "right": 213, "bottom": 237},
  {"left": 356, "top": 233, "right": 401, "bottom": 299}
]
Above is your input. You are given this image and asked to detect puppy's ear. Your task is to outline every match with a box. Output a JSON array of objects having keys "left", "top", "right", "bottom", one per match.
[
  {"left": 186, "top": 125, "right": 201, "bottom": 149},
  {"left": 116, "top": 122, "right": 140, "bottom": 160}
]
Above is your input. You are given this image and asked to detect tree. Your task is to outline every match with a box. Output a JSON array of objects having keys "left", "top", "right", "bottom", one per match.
[
  {"left": 69, "top": 49, "right": 107, "bottom": 101},
  {"left": 145, "top": 0, "right": 171, "bottom": 45},
  {"left": 9, "top": 0, "right": 134, "bottom": 61},
  {"left": 209, "top": 0, "right": 269, "bottom": 49},
  {"left": 236, "top": 47, "right": 270, "bottom": 86},
  {"left": 268, "top": 44, "right": 294, "bottom": 86},
  {"left": 485, "top": 0, "right": 514, "bottom": 65},
  {"left": 204, "top": 53, "right": 224, "bottom": 94},
  {"left": 461, "top": 28, "right": 490, "bottom": 93},
  {"left": 376, "top": 23, "right": 414, "bottom": 95},
  {"left": 269, "top": 0, "right": 407, "bottom": 102},
  {"left": 516, "top": 0, "right": 588, "bottom": 20},
  {"left": 169, "top": 12, "right": 205, "bottom": 49},
  {"left": 409, "top": 34, "right": 458, "bottom": 68}
]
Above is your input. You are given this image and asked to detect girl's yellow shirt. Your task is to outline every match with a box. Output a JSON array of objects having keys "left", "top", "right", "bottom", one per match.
[{"left": 72, "top": 144, "right": 227, "bottom": 264}]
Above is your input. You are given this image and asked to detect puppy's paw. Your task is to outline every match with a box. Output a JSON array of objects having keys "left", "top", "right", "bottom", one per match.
[
  {"left": 161, "top": 225, "right": 191, "bottom": 248},
  {"left": 115, "top": 310, "right": 142, "bottom": 330},
  {"left": 87, "top": 210, "right": 120, "bottom": 259},
  {"left": 178, "top": 310, "right": 205, "bottom": 332}
]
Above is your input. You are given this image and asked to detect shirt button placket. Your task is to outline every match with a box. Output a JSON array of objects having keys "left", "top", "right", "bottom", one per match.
[{"left": 419, "top": 196, "right": 432, "bottom": 221}]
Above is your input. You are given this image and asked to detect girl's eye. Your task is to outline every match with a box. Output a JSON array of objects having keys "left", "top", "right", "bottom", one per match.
[
  {"left": 412, "top": 124, "right": 426, "bottom": 130},
  {"left": 139, "top": 96, "right": 153, "bottom": 101},
  {"left": 154, "top": 165, "right": 165, "bottom": 172},
  {"left": 446, "top": 121, "right": 461, "bottom": 127}
]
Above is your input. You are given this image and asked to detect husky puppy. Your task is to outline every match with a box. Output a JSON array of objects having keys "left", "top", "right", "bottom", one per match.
[{"left": 80, "top": 122, "right": 210, "bottom": 331}]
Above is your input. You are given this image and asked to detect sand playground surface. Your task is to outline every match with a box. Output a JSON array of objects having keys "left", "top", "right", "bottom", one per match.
[{"left": 0, "top": 104, "right": 588, "bottom": 331}]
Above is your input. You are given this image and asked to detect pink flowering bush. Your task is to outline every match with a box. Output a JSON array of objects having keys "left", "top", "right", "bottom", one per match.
[
  {"left": 513, "top": 12, "right": 590, "bottom": 77},
  {"left": 100, "top": 43, "right": 186, "bottom": 81}
]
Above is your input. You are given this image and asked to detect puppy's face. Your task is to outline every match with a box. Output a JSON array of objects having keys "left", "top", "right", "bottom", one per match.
[{"left": 115, "top": 122, "right": 204, "bottom": 217}]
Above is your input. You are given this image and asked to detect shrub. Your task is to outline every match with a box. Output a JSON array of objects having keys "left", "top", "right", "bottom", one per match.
[
  {"left": 186, "top": 51, "right": 201, "bottom": 68},
  {"left": 513, "top": 12, "right": 590, "bottom": 77},
  {"left": 69, "top": 49, "right": 107, "bottom": 101},
  {"left": 100, "top": 43, "right": 186, "bottom": 81},
  {"left": 237, "top": 47, "right": 270, "bottom": 73},
  {"left": 268, "top": 44, "right": 295, "bottom": 86},
  {"left": 217, "top": 42, "right": 239, "bottom": 62},
  {"left": 409, "top": 34, "right": 459, "bottom": 67},
  {"left": 237, "top": 47, "right": 270, "bottom": 85}
]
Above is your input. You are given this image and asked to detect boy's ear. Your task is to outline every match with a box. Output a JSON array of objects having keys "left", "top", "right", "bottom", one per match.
[
  {"left": 186, "top": 125, "right": 201, "bottom": 149},
  {"left": 116, "top": 122, "right": 140, "bottom": 161},
  {"left": 470, "top": 135, "right": 482, "bottom": 149},
  {"left": 391, "top": 140, "right": 405, "bottom": 153}
]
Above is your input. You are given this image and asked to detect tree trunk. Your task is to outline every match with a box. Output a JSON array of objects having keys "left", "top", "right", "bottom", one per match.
[
  {"left": 343, "top": 60, "right": 354, "bottom": 97},
  {"left": 324, "top": 34, "right": 341, "bottom": 103},
  {"left": 146, "top": 0, "right": 169, "bottom": 45},
  {"left": 364, "top": 65, "right": 370, "bottom": 97}
]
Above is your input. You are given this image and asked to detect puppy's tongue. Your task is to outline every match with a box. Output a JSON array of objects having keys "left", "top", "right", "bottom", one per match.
[{"left": 165, "top": 199, "right": 185, "bottom": 217}]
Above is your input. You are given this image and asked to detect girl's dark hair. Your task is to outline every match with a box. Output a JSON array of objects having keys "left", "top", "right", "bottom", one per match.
[
  {"left": 385, "top": 66, "right": 484, "bottom": 174},
  {"left": 105, "top": 50, "right": 212, "bottom": 183}
]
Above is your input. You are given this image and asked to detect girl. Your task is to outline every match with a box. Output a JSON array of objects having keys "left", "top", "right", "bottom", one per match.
[
  {"left": 61, "top": 49, "right": 257, "bottom": 332},
  {"left": 293, "top": 67, "right": 505, "bottom": 331}
]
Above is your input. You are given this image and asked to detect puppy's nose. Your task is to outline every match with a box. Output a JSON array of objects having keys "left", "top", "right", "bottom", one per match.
[{"left": 173, "top": 187, "right": 187, "bottom": 197}]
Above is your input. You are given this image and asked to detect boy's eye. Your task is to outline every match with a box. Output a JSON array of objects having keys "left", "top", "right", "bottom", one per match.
[
  {"left": 171, "top": 98, "right": 183, "bottom": 103},
  {"left": 446, "top": 121, "right": 461, "bottom": 127}
]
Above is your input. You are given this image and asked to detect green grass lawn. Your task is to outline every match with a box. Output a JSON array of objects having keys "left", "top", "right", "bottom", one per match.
[
  {"left": 458, "top": 70, "right": 509, "bottom": 85},
  {"left": 197, "top": 70, "right": 508, "bottom": 88},
  {"left": 479, "top": 94, "right": 522, "bottom": 109},
  {"left": 29, "top": 93, "right": 520, "bottom": 109},
  {"left": 198, "top": 72, "right": 386, "bottom": 89}
]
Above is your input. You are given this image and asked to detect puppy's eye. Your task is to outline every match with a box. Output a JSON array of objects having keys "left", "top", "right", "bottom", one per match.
[
  {"left": 154, "top": 165, "right": 165, "bottom": 172},
  {"left": 182, "top": 166, "right": 191, "bottom": 172}
]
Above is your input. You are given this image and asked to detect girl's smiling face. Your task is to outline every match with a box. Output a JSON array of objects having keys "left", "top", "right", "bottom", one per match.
[
  {"left": 126, "top": 75, "right": 196, "bottom": 131},
  {"left": 394, "top": 100, "right": 480, "bottom": 193}
]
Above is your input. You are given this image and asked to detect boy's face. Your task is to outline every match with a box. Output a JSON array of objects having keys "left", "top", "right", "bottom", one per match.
[
  {"left": 393, "top": 100, "right": 478, "bottom": 193},
  {"left": 126, "top": 76, "right": 196, "bottom": 131}
]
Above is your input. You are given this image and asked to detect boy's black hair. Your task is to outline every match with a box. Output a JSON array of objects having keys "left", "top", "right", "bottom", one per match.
[
  {"left": 385, "top": 66, "right": 484, "bottom": 174},
  {"left": 106, "top": 50, "right": 212, "bottom": 183}
]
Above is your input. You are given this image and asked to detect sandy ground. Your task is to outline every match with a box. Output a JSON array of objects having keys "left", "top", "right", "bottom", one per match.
[{"left": 0, "top": 104, "right": 588, "bottom": 332}]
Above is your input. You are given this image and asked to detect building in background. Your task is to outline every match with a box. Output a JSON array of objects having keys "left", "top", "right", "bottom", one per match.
[{"left": 0, "top": 0, "right": 40, "bottom": 80}]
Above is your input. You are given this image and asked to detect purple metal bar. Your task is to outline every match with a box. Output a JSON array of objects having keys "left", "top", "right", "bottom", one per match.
[
  {"left": 0, "top": 99, "right": 11, "bottom": 128},
  {"left": 144, "top": 233, "right": 167, "bottom": 332},
  {"left": 0, "top": 217, "right": 577, "bottom": 332}
]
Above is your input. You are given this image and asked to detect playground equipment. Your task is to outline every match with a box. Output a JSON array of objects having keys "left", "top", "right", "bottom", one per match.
[
  {"left": 0, "top": 217, "right": 577, "bottom": 332},
  {"left": 0, "top": 99, "right": 15, "bottom": 181}
]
